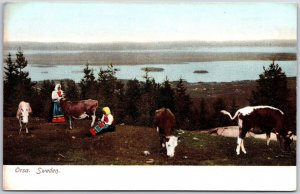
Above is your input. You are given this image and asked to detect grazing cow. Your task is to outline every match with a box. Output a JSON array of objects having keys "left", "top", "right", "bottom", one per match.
[
  {"left": 221, "top": 106, "right": 294, "bottom": 155},
  {"left": 59, "top": 98, "right": 98, "bottom": 129},
  {"left": 16, "top": 101, "right": 32, "bottom": 134},
  {"left": 154, "top": 108, "right": 178, "bottom": 157}
]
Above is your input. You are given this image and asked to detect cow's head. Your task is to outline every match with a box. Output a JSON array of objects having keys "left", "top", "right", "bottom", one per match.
[
  {"left": 165, "top": 136, "right": 178, "bottom": 157},
  {"left": 276, "top": 131, "right": 293, "bottom": 152}
]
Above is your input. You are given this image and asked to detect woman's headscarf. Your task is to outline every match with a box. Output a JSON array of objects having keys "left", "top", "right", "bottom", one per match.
[
  {"left": 54, "top": 84, "right": 61, "bottom": 91},
  {"left": 102, "top": 107, "right": 111, "bottom": 114}
]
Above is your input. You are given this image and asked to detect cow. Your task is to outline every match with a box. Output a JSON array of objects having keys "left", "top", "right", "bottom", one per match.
[
  {"left": 221, "top": 105, "right": 294, "bottom": 155},
  {"left": 154, "top": 108, "right": 178, "bottom": 157},
  {"left": 16, "top": 101, "right": 32, "bottom": 134},
  {"left": 59, "top": 98, "right": 98, "bottom": 129}
]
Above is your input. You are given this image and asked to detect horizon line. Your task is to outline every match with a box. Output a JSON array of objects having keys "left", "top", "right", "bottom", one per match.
[{"left": 4, "top": 39, "right": 297, "bottom": 44}]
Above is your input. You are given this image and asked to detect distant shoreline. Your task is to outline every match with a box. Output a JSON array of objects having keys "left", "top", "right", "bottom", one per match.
[
  {"left": 3, "top": 40, "right": 296, "bottom": 65},
  {"left": 3, "top": 39, "right": 297, "bottom": 49},
  {"left": 5, "top": 52, "right": 296, "bottom": 66}
]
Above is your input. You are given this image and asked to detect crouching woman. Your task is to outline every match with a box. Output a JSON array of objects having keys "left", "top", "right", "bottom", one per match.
[{"left": 90, "top": 107, "right": 114, "bottom": 136}]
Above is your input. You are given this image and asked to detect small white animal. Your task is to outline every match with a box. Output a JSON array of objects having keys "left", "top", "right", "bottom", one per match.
[{"left": 16, "top": 101, "right": 32, "bottom": 134}]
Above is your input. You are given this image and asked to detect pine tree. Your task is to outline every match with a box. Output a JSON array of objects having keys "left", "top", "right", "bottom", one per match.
[
  {"left": 124, "top": 79, "right": 141, "bottom": 124},
  {"left": 3, "top": 53, "right": 17, "bottom": 116},
  {"left": 250, "top": 60, "right": 295, "bottom": 131},
  {"left": 39, "top": 80, "right": 55, "bottom": 121},
  {"left": 174, "top": 78, "right": 191, "bottom": 129},
  {"left": 14, "top": 48, "right": 34, "bottom": 102},
  {"left": 65, "top": 79, "right": 80, "bottom": 101},
  {"left": 114, "top": 81, "right": 126, "bottom": 124},
  {"left": 250, "top": 60, "right": 288, "bottom": 112},
  {"left": 98, "top": 63, "right": 117, "bottom": 109},
  {"left": 140, "top": 69, "right": 159, "bottom": 126},
  {"left": 157, "top": 77, "right": 175, "bottom": 112},
  {"left": 79, "top": 62, "right": 97, "bottom": 99},
  {"left": 4, "top": 49, "right": 34, "bottom": 116}
]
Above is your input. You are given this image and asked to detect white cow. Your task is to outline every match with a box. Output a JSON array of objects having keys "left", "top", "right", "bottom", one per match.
[{"left": 16, "top": 101, "right": 32, "bottom": 134}]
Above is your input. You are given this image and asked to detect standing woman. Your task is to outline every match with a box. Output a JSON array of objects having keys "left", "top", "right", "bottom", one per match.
[{"left": 51, "top": 84, "right": 65, "bottom": 123}]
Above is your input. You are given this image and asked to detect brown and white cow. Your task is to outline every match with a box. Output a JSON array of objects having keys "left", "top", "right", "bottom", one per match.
[
  {"left": 154, "top": 108, "right": 178, "bottom": 157},
  {"left": 221, "top": 105, "right": 294, "bottom": 155},
  {"left": 16, "top": 101, "right": 32, "bottom": 134},
  {"left": 59, "top": 98, "right": 98, "bottom": 129}
]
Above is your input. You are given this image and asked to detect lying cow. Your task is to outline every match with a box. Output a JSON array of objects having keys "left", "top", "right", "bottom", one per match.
[
  {"left": 16, "top": 101, "right": 32, "bottom": 134},
  {"left": 221, "top": 105, "right": 294, "bottom": 155},
  {"left": 59, "top": 98, "right": 98, "bottom": 129},
  {"left": 154, "top": 108, "right": 178, "bottom": 157}
]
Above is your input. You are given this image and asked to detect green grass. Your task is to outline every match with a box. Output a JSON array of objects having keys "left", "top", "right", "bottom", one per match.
[
  {"left": 177, "top": 131, "right": 296, "bottom": 166},
  {"left": 3, "top": 120, "right": 296, "bottom": 165}
]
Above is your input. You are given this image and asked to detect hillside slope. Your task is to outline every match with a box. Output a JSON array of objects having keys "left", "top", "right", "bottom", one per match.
[{"left": 3, "top": 117, "right": 296, "bottom": 165}]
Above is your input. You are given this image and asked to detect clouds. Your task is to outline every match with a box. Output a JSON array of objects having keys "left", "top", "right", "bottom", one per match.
[{"left": 3, "top": 2, "right": 297, "bottom": 42}]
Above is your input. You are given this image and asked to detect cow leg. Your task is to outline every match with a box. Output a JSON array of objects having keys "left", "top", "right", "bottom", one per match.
[
  {"left": 91, "top": 110, "right": 96, "bottom": 127},
  {"left": 19, "top": 119, "right": 22, "bottom": 134},
  {"left": 25, "top": 123, "right": 29, "bottom": 134},
  {"left": 159, "top": 136, "right": 166, "bottom": 153},
  {"left": 69, "top": 116, "right": 73, "bottom": 129},
  {"left": 241, "top": 139, "right": 247, "bottom": 154},
  {"left": 266, "top": 133, "right": 271, "bottom": 146},
  {"left": 236, "top": 137, "right": 242, "bottom": 155},
  {"left": 236, "top": 127, "right": 247, "bottom": 155}
]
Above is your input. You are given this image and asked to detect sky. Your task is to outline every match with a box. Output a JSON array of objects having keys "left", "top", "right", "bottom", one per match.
[{"left": 3, "top": 2, "right": 297, "bottom": 43}]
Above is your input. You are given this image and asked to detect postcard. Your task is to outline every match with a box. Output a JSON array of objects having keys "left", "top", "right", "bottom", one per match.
[{"left": 2, "top": 1, "right": 297, "bottom": 191}]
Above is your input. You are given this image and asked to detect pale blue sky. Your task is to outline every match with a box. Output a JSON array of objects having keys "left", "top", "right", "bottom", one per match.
[{"left": 3, "top": 2, "right": 297, "bottom": 43}]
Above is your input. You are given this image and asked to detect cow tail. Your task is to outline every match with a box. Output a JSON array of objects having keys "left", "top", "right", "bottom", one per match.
[{"left": 220, "top": 110, "right": 239, "bottom": 120}]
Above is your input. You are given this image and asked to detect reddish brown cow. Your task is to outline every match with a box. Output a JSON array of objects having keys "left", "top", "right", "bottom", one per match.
[
  {"left": 59, "top": 98, "right": 98, "bottom": 129},
  {"left": 154, "top": 108, "right": 178, "bottom": 157}
]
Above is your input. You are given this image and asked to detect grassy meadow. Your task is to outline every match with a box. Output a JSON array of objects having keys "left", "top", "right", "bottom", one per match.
[{"left": 3, "top": 117, "right": 296, "bottom": 166}]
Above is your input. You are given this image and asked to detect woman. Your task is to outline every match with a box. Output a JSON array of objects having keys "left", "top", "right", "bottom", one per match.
[
  {"left": 90, "top": 107, "right": 114, "bottom": 136},
  {"left": 51, "top": 84, "right": 65, "bottom": 123}
]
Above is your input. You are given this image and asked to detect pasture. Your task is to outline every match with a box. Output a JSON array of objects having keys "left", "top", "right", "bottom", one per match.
[{"left": 3, "top": 117, "right": 296, "bottom": 165}]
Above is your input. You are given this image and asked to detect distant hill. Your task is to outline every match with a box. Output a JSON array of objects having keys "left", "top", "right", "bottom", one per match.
[{"left": 3, "top": 39, "right": 297, "bottom": 51}]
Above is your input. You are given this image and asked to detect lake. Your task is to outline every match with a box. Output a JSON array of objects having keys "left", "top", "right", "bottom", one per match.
[{"left": 26, "top": 60, "right": 297, "bottom": 83}]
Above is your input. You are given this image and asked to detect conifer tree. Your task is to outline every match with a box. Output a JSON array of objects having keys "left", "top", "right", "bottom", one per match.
[
  {"left": 114, "top": 81, "right": 126, "bottom": 124},
  {"left": 250, "top": 60, "right": 295, "bottom": 131},
  {"left": 98, "top": 63, "right": 117, "bottom": 109},
  {"left": 14, "top": 48, "right": 34, "bottom": 102},
  {"left": 157, "top": 77, "right": 175, "bottom": 112},
  {"left": 140, "top": 69, "right": 159, "bottom": 126},
  {"left": 79, "top": 62, "right": 97, "bottom": 99},
  {"left": 250, "top": 60, "right": 288, "bottom": 112},
  {"left": 4, "top": 49, "right": 34, "bottom": 116},
  {"left": 174, "top": 78, "right": 191, "bottom": 129},
  {"left": 39, "top": 80, "right": 55, "bottom": 121},
  {"left": 3, "top": 53, "right": 17, "bottom": 116},
  {"left": 124, "top": 79, "right": 141, "bottom": 124},
  {"left": 65, "top": 79, "right": 80, "bottom": 101}
]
